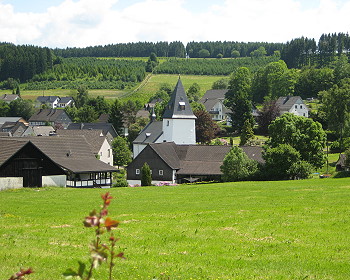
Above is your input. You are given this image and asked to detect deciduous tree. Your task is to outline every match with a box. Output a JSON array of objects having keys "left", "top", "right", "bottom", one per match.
[
  {"left": 221, "top": 146, "right": 258, "bottom": 181},
  {"left": 225, "top": 67, "right": 253, "bottom": 132},
  {"left": 194, "top": 109, "right": 219, "bottom": 144},
  {"left": 267, "top": 113, "right": 326, "bottom": 168},
  {"left": 112, "top": 136, "right": 132, "bottom": 168}
]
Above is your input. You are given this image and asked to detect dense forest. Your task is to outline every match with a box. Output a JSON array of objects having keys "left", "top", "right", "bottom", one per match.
[{"left": 0, "top": 43, "right": 53, "bottom": 82}]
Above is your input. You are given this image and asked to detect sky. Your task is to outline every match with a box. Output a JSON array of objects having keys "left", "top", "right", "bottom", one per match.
[{"left": 0, "top": 0, "right": 349, "bottom": 48}]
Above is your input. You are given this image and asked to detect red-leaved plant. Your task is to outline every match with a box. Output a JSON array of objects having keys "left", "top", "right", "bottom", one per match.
[
  {"left": 7, "top": 268, "right": 33, "bottom": 280},
  {"left": 64, "top": 192, "right": 125, "bottom": 280}
]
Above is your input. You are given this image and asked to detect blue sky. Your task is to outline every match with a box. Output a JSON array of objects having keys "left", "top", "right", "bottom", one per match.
[{"left": 0, "top": 0, "right": 349, "bottom": 48}]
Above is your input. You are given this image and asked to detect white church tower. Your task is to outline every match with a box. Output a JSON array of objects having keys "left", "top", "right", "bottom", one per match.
[{"left": 162, "top": 78, "right": 196, "bottom": 144}]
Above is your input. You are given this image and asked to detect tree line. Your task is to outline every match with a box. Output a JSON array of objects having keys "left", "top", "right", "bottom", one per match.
[{"left": 53, "top": 41, "right": 186, "bottom": 58}]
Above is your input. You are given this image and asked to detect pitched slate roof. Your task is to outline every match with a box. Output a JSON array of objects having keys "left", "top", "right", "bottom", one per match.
[
  {"left": 58, "top": 97, "right": 74, "bottom": 104},
  {"left": 146, "top": 142, "right": 264, "bottom": 176},
  {"left": 67, "top": 123, "right": 118, "bottom": 138},
  {"left": 0, "top": 137, "right": 116, "bottom": 173},
  {"left": 36, "top": 96, "right": 60, "bottom": 103},
  {"left": 149, "top": 142, "right": 180, "bottom": 169},
  {"left": 199, "top": 89, "right": 232, "bottom": 113},
  {"left": 276, "top": 96, "right": 304, "bottom": 112},
  {"left": 29, "top": 109, "right": 69, "bottom": 122},
  {"left": 0, "top": 94, "right": 19, "bottom": 102},
  {"left": 133, "top": 121, "right": 163, "bottom": 144},
  {"left": 163, "top": 78, "right": 196, "bottom": 119}
]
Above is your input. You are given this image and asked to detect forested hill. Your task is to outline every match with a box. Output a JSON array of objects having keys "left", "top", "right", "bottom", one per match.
[{"left": 1, "top": 33, "right": 350, "bottom": 86}]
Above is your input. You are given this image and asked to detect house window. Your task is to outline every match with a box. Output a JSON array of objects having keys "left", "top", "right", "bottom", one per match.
[
  {"left": 150, "top": 170, "right": 152, "bottom": 174},
  {"left": 295, "top": 105, "right": 297, "bottom": 109},
  {"left": 108, "top": 149, "right": 111, "bottom": 157},
  {"left": 100, "top": 152, "right": 103, "bottom": 156},
  {"left": 300, "top": 105, "right": 303, "bottom": 109},
  {"left": 136, "top": 169, "right": 140, "bottom": 175},
  {"left": 167, "top": 120, "right": 170, "bottom": 126},
  {"left": 159, "top": 170, "right": 163, "bottom": 176}
]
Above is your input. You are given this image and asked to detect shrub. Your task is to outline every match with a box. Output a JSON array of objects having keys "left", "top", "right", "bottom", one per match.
[{"left": 113, "top": 179, "right": 129, "bottom": 188}]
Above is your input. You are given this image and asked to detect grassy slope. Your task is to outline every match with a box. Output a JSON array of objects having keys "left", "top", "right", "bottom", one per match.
[
  {"left": 4, "top": 74, "right": 224, "bottom": 103},
  {"left": 1, "top": 179, "right": 350, "bottom": 279}
]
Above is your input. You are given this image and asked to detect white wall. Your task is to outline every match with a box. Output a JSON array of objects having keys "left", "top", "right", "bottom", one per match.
[
  {"left": 162, "top": 118, "right": 196, "bottom": 144},
  {"left": 42, "top": 175, "right": 66, "bottom": 187},
  {"left": 0, "top": 177, "right": 23, "bottom": 191},
  {"left": 133, "top": 143, "right": 147, "bottom": 159},
  {"left": 99, "top": 138, "right": 113, "bottom": 165}
]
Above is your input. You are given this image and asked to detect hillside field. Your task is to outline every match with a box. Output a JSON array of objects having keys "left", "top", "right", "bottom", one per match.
[
  {"left": 1, "top": 179, "right": 350, "bottom": 279},
  {"left": 3, "top": 74, "right": 225, "bottom": 104}
]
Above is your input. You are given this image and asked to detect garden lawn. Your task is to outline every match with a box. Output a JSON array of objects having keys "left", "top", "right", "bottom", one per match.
[{"left": 1, "top": 179, "right": 350, "bottom": 279}]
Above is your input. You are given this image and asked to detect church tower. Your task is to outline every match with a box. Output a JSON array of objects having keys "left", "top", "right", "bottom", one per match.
[{"left": 162, "top": 78, "right": 196, "bottom": 144}]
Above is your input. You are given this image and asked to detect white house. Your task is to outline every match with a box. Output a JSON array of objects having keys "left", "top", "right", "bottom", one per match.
[
  {"left": 199, "top": 90, "right": 232, "bottom": 125},
  {"left": 276, "top": 96, "right": 309, "bottom": 117},
  {"left": 36, "top": 96, "right": 60, "bottom": 108},
  {"left": 132, "top": 78, "right": 196, "bottom": 158}
]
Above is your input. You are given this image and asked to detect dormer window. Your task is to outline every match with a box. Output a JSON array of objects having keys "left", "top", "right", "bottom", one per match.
[{"left": 179, "top": 101, "right": 186, "bottom": 110}]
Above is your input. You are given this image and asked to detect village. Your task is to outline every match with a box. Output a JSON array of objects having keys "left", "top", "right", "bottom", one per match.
[{"left": 0, "top": 74, "right": 331, "bottom": 190}]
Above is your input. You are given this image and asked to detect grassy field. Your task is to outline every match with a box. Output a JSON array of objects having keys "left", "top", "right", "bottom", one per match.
[
  {"left": 123, "top": 74, "right": 226, "bottom": 104},
  {"left": 1, "top": 179, "right": 350, "bottom": 279},
  {"left": 3, "top": 74, "right": 225, "bottom": 104}
]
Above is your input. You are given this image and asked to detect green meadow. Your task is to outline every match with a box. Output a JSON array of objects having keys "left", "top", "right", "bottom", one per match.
[
  {"left": 1, "top": 179, "right": 350, "bottom": 279},
  {"left": 6, "top": 74, "right": 224, "bottom": 104}
]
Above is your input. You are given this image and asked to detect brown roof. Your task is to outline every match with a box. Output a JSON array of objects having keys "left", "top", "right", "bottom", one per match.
[
  {"left": 56, "top": 129, "right": 109, "bottom": 155},
  {"left": 0, "top": 139, "right": 27, "bottom": 166},
  {"left": 147, "top": 143, "right": 263, "bottom": 176},
  {"left": 0, "top": 137, "right": 116, "bottom": 173}
]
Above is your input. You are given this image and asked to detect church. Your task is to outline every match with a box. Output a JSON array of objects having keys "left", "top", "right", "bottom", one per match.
[
  {"left": 127, "top": 78, "right": 263, "bottom": 185},
  {"left": 132, "top": 78, "right": 196, "bottom": 158}
]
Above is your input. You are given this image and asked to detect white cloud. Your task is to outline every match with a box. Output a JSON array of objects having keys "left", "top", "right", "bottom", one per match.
[{"left": 0, "top": 0, "right": 349, "bottom": 47}]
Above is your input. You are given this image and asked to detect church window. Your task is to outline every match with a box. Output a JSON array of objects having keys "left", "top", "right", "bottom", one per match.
[{"left": 179, "top": 101, "right": 186, "bottom": 110}]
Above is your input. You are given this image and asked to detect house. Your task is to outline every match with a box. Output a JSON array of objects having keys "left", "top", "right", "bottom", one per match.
[
  {"left": 29, "top": 109, "right": 72, "bottom": 128},
  {"left": 0, "top": 121, "right": 28, "bottom": 137},
  {"left": 67, "top": 122, "right": 118, "bottom": 138},
  {"left": 0, "top": 117, "right": 27, "bottom": 127},
  {"left": 36, "top": 96, "right": 75, "bottom": 109},
  {"left": 57, "top": 97, "right": 75, "bottom": 108},
  {"left": 199, "top": 89, "right": 232, "bottom": 125},
  {"left": 133, "top": 78, "right": 196, "bottom": 158},
  {"left": 127, "top": 142, "right": 264, "bottom": 185},
  {"left": 36, "top": 96, "right": 60, "bottom": 108},
  {"left": 276, "top": 96, "right": 309, "bottom": 117},
  {"left": 0, "top": 136, "right": 117, "bottom": 190},
  {"left": 56, "top": 129, "right": 114, "bottom": 166},
  {"left": 0, "top": 94, "right": 20, "bottom": 103}
]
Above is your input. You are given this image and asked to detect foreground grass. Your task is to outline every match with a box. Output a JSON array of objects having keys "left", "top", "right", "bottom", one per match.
[{"left": 1, "top": 179, "right": 350, "bottom": 279}]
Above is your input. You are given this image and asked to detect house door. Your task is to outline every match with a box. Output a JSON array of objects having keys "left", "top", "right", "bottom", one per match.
[{"left": 22, "top": 159, "right": 42, "bottom": 188}]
